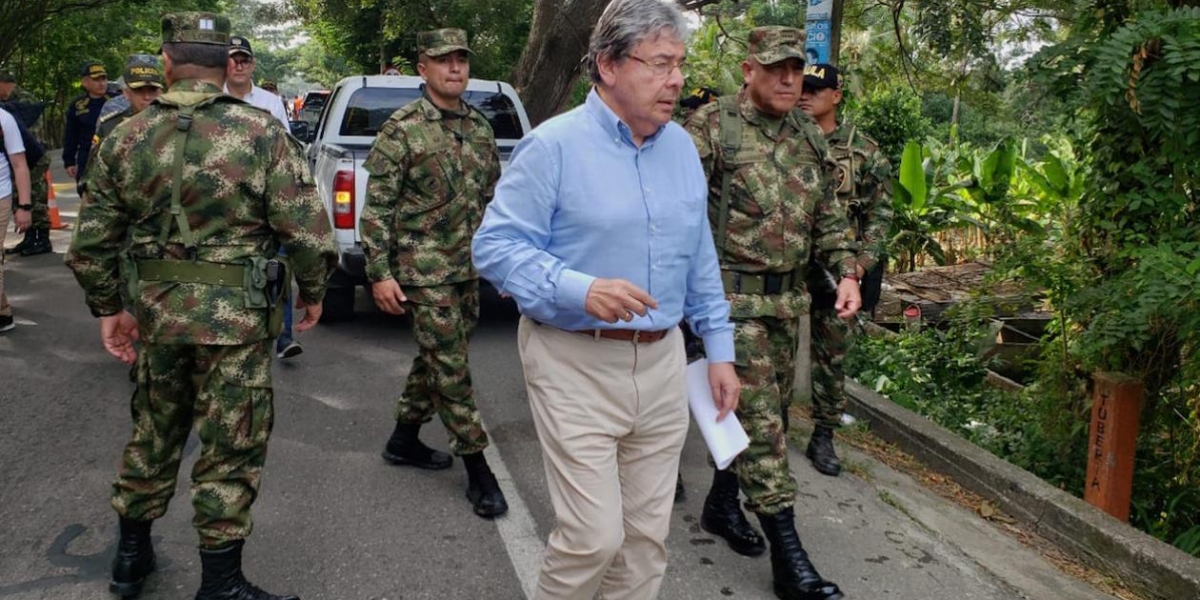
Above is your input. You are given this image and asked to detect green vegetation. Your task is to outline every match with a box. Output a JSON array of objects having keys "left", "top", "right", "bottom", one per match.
[{"left": 2, "top": 0, "right": 1195, "bottom": 558}]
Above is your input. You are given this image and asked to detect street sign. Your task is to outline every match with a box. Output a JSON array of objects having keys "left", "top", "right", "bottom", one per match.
[{"left": 806, "top": 0, "right": 834, "bottom": 21}]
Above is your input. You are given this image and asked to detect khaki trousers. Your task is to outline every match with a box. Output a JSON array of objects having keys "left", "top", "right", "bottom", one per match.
[
  {"left": 0, "top": 196, "right": 10, "bottom": 318},
  {"left": 519, "top": 317, "right": 688, "bottom": 600}
]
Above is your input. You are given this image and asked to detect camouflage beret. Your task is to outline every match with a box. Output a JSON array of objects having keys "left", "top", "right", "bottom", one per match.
[
  {"left": 123, "top": 54, "right": 164, "bottom": 89},
  {"left": 748, "top": 26, "right": 806, "bottom": 65},
  {"left": 417, "top": 28, "right": 471, "bottom": 57},
  {"left": 161, "top": 12, "right": 231, "bottom": 46}
]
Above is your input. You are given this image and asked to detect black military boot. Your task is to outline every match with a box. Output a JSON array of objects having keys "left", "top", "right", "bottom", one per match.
[
  {"left": 4, "top": 231, "right": 30, "bottom": 255},
  {"left": 757, "top": 508, "right": 843, "bottom": 600},
  {"left": 700, "top": 469, "right": 766, "bottom": 557},
  {"left": 381, "top": 421, "right": 452, "bottom": 470},
  {"left": 805, "top": 425, "right": 842, "bottom": 477},
  {"left": 109, "top": 517, "right": 156, "bottom": 598},
  {"left": 463, "top": 451, "right": 508, "bottom": 518},
  {"left": 20, "top": 228, "right": 52, "bottom": 256},
  {"left": 195, "top": 540, "right": 298, "bottom": 600}
]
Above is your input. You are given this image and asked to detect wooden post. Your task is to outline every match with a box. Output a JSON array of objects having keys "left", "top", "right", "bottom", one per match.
[
  {"left": 793, "top": 313, "right": 813, "bottom": 405},
  {"left": 1084, "top": 372, "right": 1144, "bottom": 521}
]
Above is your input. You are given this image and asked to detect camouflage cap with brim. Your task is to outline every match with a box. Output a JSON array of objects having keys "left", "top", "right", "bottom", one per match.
[
  {"left": 161, "top": 12, "right": 231, "bottom": 46},
  {"left": 748, "top": 26, "right": 806, "bottom": 65},
  {"left": 124, "top": 55, "right": 165, "bottom": 89},
  {"left": 418, "top": 28, "right": 472, "bottom": 57}
]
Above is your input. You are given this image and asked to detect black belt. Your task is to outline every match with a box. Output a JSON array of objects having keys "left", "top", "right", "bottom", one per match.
[{"left": 721, "top": 270, "right": 800, "bottom": 295}]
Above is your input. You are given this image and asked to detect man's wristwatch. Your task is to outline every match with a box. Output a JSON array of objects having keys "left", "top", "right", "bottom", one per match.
[{"left": 15, "top": 204, "right": 32, "bottom": 210}]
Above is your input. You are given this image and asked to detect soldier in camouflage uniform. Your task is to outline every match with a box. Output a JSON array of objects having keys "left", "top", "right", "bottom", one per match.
[
  {"left": 360, "top": 28, "right": 507, "bottom": 519},
  {"left": 0, "top": 68, "right": 53, "bottom": 257},
  {"left": 65, "top": 13, "right": 336, "bottom": 600},
  {"left": 799, "top": 64, "right": 893, "bottom": 478},
  {"left": 685, "top": 27, "right": 859, "bottom": 600}
]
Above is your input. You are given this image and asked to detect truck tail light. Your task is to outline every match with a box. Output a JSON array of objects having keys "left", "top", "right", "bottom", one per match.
[{"left": 333, "top": 170, "right": 355, "bottom": 229}]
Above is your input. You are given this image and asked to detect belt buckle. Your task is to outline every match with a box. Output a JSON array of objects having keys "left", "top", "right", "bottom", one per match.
[{"left": 765, "top": 273, "right": 782, "bottom": 295}]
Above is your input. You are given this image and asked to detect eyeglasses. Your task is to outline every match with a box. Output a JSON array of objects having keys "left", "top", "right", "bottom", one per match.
[
  {"left": 231, "top": 56, "right": 254, "bottom": 69},
  {"left": 626, "top": 55, "right": 688, "bottom": 79}
]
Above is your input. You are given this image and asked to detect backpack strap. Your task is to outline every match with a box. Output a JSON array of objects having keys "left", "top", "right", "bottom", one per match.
[
  {"left": 714, "top": 94, "right": 743, "bottom": 254},
  {"left": 159, "top": 104, "right": 199, "bottom": 257}
]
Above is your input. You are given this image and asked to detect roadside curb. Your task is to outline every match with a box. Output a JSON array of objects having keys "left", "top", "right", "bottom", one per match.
[{"left": 843, "top": 378, "right": 1200, "bottom": 600}]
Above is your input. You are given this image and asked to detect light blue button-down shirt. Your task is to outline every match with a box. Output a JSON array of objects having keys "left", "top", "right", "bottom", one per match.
[{"left": 472, "top": 89, "right": 735, "bottom": 363}]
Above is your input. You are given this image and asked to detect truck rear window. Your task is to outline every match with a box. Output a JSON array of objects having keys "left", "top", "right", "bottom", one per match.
[{"left": 339, "top": 86, "right": 524, "bottom": 140}]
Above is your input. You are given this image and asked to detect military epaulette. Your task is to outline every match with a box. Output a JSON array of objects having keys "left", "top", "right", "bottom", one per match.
[
  {"left": 97, "top": 110, "right": 125, "bottom": 126},
  {"left": 855, "top": 130, "right": 881, "bottom": 152}
]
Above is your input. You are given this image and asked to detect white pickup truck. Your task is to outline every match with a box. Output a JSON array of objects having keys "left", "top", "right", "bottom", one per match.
[{"left": 306, "top": 75, "right": 532, "bottom": 321}]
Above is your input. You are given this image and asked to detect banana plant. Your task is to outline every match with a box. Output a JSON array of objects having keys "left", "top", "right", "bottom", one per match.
[{"left": 890, "top": 140, "right": 971, "bottom": 272}]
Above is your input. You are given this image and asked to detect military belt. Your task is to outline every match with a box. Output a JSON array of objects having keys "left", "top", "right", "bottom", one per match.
[
  {"left": 137, "top": 259, "right": 247, "bottom": 287},
  {"left": 721, "top": 270, "right": 800, "bottom": 295}
]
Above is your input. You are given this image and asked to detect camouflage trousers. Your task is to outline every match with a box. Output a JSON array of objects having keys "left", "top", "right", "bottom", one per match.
[
  {"left": 111, "top": 340, "right": 275, "bottom": 548},
  {"left": 396, "top": 279, "right": 488, "bottom": 455},
  {"left": 729, "top": 314, "right": 800, "bottom": 516},
  {"left": 811, "top": 308, "right": 857, "bottom": 429},
  {"left": 28, "top": 156, "right": 50, "bottom": 230}
]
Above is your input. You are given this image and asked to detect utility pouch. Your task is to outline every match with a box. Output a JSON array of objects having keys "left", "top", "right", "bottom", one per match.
[
  {"left": 244, "top": 256, "right": 270, "bottom": 310},
  {"left": 265, "top": 257, "right": 290, "bottom": 337}
]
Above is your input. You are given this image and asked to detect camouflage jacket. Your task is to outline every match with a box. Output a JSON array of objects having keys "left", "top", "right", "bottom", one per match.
[
  {"left": 361, "top": 94, "right": 500, "bottom": 288},
  {"left": 684, "top": 92, "right": 857, "bottom": 320},
  {"left": 828, "top": 122, "right": 893, "bottom": 272},
  {"left": 66, "top": 79, "right": 337, "bottom": 345},
  {"left": 80, "top": 108, "right": 134, "bottom": 194}
]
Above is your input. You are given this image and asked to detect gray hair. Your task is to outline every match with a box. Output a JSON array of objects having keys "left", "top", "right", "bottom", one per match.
[{"left": 586, "top": 0, "right": 688, "bottom": 84}]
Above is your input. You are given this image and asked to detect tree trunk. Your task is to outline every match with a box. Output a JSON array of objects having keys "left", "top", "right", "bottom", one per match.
[
  {"left": 830, "top": 0, "right": 845, "bottom": 65},
  {"left": 509, "top": 0, "right": 611, "bottom": 126}
]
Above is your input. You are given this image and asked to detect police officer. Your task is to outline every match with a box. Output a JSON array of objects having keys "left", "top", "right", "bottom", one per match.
[
  {"left": 63, "top": 60, "right": 118, "bottom": 187},
  {"left": 66, "top": 12, "right": 336, "bottom": 600},
  {"left": 799, "top": 63, "right": 893, "bottom": 477},
  {"left": 0, "top": 68, "right": 53, "bottom": 257},
  {"left": 90, "top": 55, "right": 164, "bottom": 149},
  {"left": 685, "top": 27, "right": 858, "bottom": 600},
  {"left": 360, "top": 28, "right": 507, "bottom": 519}
]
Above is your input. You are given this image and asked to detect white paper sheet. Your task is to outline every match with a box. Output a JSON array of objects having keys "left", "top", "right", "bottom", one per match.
[{"left": 686, "top": 358, "right": 750, "bottom": 470}]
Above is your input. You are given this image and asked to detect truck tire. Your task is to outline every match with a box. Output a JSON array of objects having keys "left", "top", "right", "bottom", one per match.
[{"left": 321, "top": 285, "right": 356, "bottom": 323}]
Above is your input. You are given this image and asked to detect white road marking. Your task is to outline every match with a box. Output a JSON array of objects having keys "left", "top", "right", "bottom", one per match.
[{"left": 483, "top": 431, "right": 544, "bottom": 599}]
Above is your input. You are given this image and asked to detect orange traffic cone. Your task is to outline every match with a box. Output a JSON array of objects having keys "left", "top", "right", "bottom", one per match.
[{"left": 47, "top": 170, "right": 67, "bottom": 229}]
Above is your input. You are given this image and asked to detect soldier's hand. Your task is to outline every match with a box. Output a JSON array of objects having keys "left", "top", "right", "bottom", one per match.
[
  {"left": 371, "top": 278, "right": 407, "bottom": 315},
  {"left": 584, "top": 278, "right": 658, "bottom": 324},
  {"left": 66, "top": 165, "right": 77, "bottom": 179},
  {"left": 835, "top": 277, "right": 862, "bottom": 320},
  {"left": 295, "top": 297, "right": 322, "bottom": 332},
  {"left": 100, "top": 311, "right": 139, "bottom": 365},
  {"left": 708, "top": 361, "right": 740, "bottom": 421}
]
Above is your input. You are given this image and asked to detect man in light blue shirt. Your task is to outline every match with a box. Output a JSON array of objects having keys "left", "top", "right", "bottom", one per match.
[{"left": 472, "top": 1, "right": 739, "bottom": 597}]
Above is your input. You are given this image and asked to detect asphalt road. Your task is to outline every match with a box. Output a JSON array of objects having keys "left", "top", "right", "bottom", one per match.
[{"left": 0, "top": 159, "right": 1116, "bottom": 600}]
